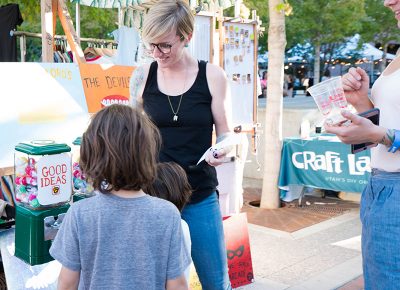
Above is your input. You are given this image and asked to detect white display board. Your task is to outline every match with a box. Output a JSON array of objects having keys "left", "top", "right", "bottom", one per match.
[
  {"left": 0, "top": 63, "right": 90, "bottom": 169},
  {"left": 223, "top": 22, "right": 256, "bottom": 127},
  {"left": 189, "top": 14, "right": 213, "bottom": 62}
]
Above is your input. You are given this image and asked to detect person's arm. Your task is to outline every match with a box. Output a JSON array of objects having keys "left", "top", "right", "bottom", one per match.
[
  {"left": 166, "top": 275, "right": 188, "bottom": 290},
  {"left": 204, "top": 63, "right": 233, "bottom": 166},
  {"left": 57, "top": 266, "right": 80, "bottom": 290},
  {"left": 129, "top": 64, "right": 150, "bottom": 106},
  {"left": 341, "top": 67, "right": 373, "bottom": 112}
]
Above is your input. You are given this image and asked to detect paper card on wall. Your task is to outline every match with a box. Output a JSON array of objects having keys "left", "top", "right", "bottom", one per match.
[
  {"left": 79, "top": 63, "right": 135, "bottom": 113},
  {"left": 223, "top": 213, "right": 254, "bottom": 288}
]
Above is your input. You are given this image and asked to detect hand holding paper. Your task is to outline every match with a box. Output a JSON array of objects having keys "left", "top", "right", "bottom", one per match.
[{"left": 197, "top": 133, "right": 243, "bottom": 165}]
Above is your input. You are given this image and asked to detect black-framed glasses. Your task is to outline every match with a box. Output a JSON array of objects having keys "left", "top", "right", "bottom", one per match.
[{"left": 144, "top": 38, "right": 183, "bottom": 55}]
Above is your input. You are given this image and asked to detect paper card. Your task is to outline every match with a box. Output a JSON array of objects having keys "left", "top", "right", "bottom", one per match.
[{"left": 197, "top": 133, "right": 243, "bottom": 165}]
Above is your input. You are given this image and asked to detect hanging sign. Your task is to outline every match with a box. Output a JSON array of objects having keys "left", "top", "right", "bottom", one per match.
[{"left": 79, "top": 63, "right": 135, "bottom": 113}]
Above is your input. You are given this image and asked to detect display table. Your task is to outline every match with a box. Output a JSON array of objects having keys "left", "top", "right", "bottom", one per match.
[
  {"left": 278, "top": 135, "right": 371, "bottom": 194},
  {"left": 0, "top": 228, "right": 60, "bottom": 289}
]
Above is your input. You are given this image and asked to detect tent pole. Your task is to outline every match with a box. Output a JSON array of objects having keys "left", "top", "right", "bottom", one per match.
[{"left": 76, "top": 2, "right": 81, "bottom": 45}]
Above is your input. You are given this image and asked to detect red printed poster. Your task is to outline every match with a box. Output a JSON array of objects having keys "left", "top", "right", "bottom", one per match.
[{"left": 223, "top": 213, "right": 254, "bottom": 288}]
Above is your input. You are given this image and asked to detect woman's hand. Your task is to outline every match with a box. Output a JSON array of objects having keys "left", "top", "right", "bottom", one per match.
[
  {"left": 325, "top": 110, "right": 384, "bottom": 144},
  {"left": 341, "top": 67, "right": 372, "bottom": 112},
  {"left": 205, "top": 148, "right": 228, "bottom": 167}
]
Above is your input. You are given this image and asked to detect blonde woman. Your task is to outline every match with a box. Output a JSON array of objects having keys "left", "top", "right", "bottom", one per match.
[{"left": 130, "top": 1, "right": 232, "bottom": 289}]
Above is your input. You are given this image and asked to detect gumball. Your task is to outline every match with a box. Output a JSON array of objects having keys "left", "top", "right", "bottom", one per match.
[
  {"left": 73, "top": 178, "right": 83, "bottom": 190},
  {"left": 29, "top": 187, "right": 38, "bottom": 194},
  {"left": 73, "top": 162, "right": 80, "bottom": 170},
  {"left": 15, "top": 176, "right": 22, "bottom": 185},
  {"left": 21, "top": 176, "right": 27, "bottom": 186},
  {"left": 25, "top": 166, "right": 35, "bottom": 177},
  {"left": 73, "top": 170, "right": 81, "bottom": 179},
  {"left": 29, "top": 177, "right": 37, "bottom": 186},
  {"left": 29, "top": 198, "right": 40, "bottom": 208},
  {"left": 19, "top": 193, "right": 27, "bottom": 202},
  {"left": 28, "top": 157, "right": 36, "bottom": 166},
  {"left": 28, "top": 193, "right": 37, "bottom": 201},
  {"left": 18, "top": 185, "right": 27, "bottom": 194}
]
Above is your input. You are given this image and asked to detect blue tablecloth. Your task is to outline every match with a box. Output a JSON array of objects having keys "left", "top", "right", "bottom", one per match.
[{"left": 278, "top": 135, "right": 371, "bottom": 193}]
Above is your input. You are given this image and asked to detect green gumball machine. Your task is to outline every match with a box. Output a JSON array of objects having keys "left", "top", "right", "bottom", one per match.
[
  {"left": 72, "top": 136, "right": 95, "bottom": 202},
  {"left": 14, "top": 140, "right": 72, "bottom": 265}
]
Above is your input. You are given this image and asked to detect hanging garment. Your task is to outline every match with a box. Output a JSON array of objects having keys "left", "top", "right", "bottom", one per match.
[
  {"left": 112, "top": 26, "right": 140, "bottom": 66},
  {"left": 0, "top": 3, "right": 23, "bottom": 62}
]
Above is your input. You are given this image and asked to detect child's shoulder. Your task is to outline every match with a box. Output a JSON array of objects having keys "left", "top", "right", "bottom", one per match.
[{"left": 146, "top": 195, "right": 180, "bottom": 215}]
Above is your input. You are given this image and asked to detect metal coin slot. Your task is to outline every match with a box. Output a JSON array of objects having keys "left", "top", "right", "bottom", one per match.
[{"left": 44, "top": 213, "right": 66, "bottom": 241}]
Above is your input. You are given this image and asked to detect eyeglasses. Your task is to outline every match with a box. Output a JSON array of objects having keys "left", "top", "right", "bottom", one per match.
[{"left": 143, "top": 38, "right": 183, "bottom": 55}]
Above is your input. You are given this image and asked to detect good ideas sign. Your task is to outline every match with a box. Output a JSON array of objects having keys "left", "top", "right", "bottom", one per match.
[{"left": 36, "top": 153, "right": 72, "bottom": 205}]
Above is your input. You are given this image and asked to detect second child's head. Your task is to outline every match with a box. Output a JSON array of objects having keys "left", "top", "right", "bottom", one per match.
[
  {"left": 144, "top": 162, "right": 192, "bottom": 212},
  {"left": 80, "top": 104, "right": 160, "bottom": 194}
]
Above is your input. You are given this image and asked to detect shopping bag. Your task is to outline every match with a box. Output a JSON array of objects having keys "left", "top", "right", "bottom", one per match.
[
  {"left": 189, "top": 213, "right": 254, "bottom": 289},
  {"left": 223, "top": 213, "right": 254, "bottom": 288}
]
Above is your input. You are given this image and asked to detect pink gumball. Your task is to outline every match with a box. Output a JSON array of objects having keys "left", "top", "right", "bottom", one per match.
[
  {"left": 29, "top": 177, "right": 37, "bottom": 186},
  {"left": 15, "top": 176, "right": 22, "bottom": 185},
  {"left": 28, "top": 158, "right": 36, "bottom": 166},
  {"left": 25, "top": 166, "right": 32, "bottom": 176},
  {"left": 73, "top": 170, "right": 81, "bottom": 179}
]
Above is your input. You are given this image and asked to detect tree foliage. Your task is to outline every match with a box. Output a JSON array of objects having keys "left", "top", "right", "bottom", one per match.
[
  {"left": 0, "top": 1, "right": 117, "bottom": 61},
  {"left": 360, "top": 0, "right": 400, "bottom": 50}
]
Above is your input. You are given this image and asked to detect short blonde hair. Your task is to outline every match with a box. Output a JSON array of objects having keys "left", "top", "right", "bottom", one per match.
[{"left": 142, "top": 0, "right": 194, "bottom": 43}]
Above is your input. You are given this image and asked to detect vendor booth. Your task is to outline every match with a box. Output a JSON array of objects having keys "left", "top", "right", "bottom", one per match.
[
  {"left": 0, "top": 0, "right": 261, "bottom": 289},
  {"left": 279, "top": 135, "right": 371, "bottom": 203}
]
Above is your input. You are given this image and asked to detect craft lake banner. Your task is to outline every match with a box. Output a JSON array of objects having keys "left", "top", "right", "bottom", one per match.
[
  {"left": 279, "top": 137, "right": 371, "bottom": 193},
  {"left": 79, "top": 63, "right": 135, "bottom": 113},
  {"left": 0, "top": 63, "right": 89, "bottom": 169}
]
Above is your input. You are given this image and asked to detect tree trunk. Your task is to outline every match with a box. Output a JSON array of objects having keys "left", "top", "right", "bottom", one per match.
[
  {"left": 314, "top": 42, "right": 321, "bottom": 84},
  {"left": 260, "top": 0, "right": 286, "bottom": 209}
]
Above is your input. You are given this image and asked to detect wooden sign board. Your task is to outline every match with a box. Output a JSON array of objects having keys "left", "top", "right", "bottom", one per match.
[{"left": 79, "top": 63, "right": 135, "bottom": 113}]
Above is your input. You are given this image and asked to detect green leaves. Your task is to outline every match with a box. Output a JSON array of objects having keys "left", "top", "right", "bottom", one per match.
[{"left": 276, "top": 0, "right": 292, "bottom": 16}]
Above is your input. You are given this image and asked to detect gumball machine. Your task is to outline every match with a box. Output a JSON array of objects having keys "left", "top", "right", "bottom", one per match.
[
  {"left": 14, "top": 140, "right": 72, "bottom": 265},
  {"left": 72, "top": 137, "right": 94, "bottom": 202}
]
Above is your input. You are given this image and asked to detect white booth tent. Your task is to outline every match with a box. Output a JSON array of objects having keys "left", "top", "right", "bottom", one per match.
[{"left": 339, "top": 34, "right": 396, "bottom": 61}]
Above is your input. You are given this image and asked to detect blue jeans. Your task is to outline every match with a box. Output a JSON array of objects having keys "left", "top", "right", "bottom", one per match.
[
  {"left": 182, "top": 192, "right": 232, "bottom": 290},
  {"left": 360, "top": 170, "right": 400, "bottom": 290}
]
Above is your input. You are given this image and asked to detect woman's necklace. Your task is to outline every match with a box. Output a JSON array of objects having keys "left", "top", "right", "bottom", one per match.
[{"left": 162, "top": 67, "right": 187, "bottom": 122}]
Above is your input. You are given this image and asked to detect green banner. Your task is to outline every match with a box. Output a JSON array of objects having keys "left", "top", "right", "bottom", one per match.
[{"left": 278, "top": 136, "right": 371, "bottom": 193}]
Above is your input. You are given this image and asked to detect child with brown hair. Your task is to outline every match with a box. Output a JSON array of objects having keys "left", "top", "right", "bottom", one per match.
[
  {"left": 143, "top": 162, "right": 193, "bottom": 284},
  {"left": 50, "top": 104, "right": 190, "bottom": 290}
]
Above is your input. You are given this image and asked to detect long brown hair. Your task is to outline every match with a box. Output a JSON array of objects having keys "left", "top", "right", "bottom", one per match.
[
  {"left": 80, "top": 104, "right": 161, "bottom": 194},
  {"left": 143, "top": 162, "right": 192, "bottom": 212}
]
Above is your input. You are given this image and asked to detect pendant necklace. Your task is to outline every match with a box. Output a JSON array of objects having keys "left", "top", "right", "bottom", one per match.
[{"left": 163, "top": 67, "right": 187, "bottom": 122}]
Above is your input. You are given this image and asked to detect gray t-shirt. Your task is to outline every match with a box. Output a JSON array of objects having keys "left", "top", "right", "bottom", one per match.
[{"left": 50, "top": 193, "right": 190, "bottom": 290}]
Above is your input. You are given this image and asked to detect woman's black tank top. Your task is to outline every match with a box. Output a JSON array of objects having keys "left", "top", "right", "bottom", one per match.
[{"left": 142, "top": 60, "right": 218, "bottom": 203}]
